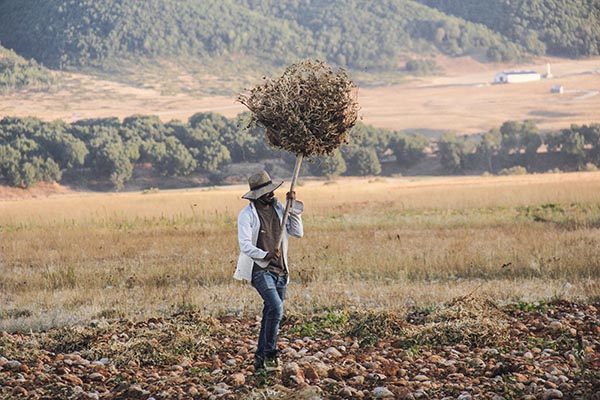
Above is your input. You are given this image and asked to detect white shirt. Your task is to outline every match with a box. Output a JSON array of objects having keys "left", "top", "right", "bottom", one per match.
[{"left": 234, "top": 199, "right": 304, "bottom": 282}]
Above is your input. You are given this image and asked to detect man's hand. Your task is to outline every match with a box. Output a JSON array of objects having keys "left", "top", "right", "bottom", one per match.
[
  {"left": 286, "top": 191, "right": 296, "bottom": 201},
  {"left": 264, "top": 249, "right": 281, "bottom": 261}
]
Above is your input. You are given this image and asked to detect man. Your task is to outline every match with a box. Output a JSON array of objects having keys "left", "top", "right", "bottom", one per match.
[{"left": 234, "top": 170, "right": 304, "bottom": 372}]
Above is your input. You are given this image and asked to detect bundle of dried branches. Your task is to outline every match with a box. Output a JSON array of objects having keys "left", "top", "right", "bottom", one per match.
[
  {"left": 238, "top": 59, "right": 359, "bottom": 156},
  {"left": 415, "top": 294, "right": 511, "bottom": 347},
  {"left": 416, "top": 317, "right": 510, "bottom": 347},
  {"left": 428, "top": 294, "right": 506, "bottom": 322}
]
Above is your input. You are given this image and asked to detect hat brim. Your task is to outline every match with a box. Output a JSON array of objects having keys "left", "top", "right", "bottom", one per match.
[{"left": 242, "top": 180, "right": 284, "bottom": 200}]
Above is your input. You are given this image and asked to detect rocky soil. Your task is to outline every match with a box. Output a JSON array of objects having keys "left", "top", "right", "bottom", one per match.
[{"left": 0, "top": 297, "right": 598, "bottom": 399}]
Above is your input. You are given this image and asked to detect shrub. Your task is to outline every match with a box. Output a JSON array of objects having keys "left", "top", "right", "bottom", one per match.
[
  {"left": 309, "top": 150, "right": 347, "bottom": 178},
  {"left": 405, "top": 58, "right": 439, "bottom": 75},
  {"left": 347, "top": 147, "right": 381, "bottom": 176},
  {"left": 498, "top": 166, "right": 528, "bottom": 175}
]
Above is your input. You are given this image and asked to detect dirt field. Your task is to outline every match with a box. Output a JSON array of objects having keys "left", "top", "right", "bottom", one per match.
[
  {"left": 1, "top": 299, "right": 599, "bottom": 399},
  {"left": 1, "top": 56, "right": 599, "bottom": 135}
]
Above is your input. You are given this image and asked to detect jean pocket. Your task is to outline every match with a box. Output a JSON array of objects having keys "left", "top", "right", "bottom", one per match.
[{"left": 252, "top": 270, "right": 276, "bottom": 291}]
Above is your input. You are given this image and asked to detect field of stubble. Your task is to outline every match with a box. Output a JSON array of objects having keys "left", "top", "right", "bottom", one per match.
[{"left": 1, "top": 173, "right": 600, "bottom": 399}]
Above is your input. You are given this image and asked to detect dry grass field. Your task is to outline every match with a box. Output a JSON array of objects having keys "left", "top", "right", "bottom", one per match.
[
  {"left": 0, "top": 56, "right": 599, "bottom": 135},
  {"left": 1, "top": 172, "right": 599, "bottom": 332}
]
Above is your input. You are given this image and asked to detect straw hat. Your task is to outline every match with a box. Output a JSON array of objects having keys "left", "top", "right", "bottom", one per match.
[{"left": 242, "top": 171, "right": 283, "bottom": 200}]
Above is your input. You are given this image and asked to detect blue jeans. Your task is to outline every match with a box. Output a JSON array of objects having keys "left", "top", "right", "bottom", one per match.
[{"left": 251, "top": 270, "right": 287, "bottom": 361}]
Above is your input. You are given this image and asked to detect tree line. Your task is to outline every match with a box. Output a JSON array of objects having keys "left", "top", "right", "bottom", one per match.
[
  {"left": 0, "top": 112, "right": 428, "bottom": 189},
  {"left": 437, "top": 121, "right": 600, "bottom": 174},
  {"left": 1, "top": 113, "right": 600, "bottom": 190}
]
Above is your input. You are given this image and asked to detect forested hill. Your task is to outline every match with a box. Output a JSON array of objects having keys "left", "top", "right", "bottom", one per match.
[
  {"left": 418, "top": 0, "right": 600, "bottom": 58},
  {"left": 1, "top": 0, "right": 599, "bottom": 90},
  {"left": 0, "top": 0, "right": 526, "bottom": 75}
]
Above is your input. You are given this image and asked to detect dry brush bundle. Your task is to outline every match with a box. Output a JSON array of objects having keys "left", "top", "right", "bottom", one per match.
[
  {"left": 238, "top": 59, "right": 359, "bottom": 156},
  {"left": 416, "top": 317, "right": 510, "bottom": 347},
  {"left": 428, "top": 293, "right": 506, "bottom": 323},
  {"left": 345, "top": 310, "right": 406, "bottom": 340},
  {"left": 413, "top": 294, "right": 511, "bottom": 347}
]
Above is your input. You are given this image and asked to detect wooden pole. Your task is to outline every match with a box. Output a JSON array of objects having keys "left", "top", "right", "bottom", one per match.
[{"left": 276, "top": 153, "right": 303, "bottom": 250}]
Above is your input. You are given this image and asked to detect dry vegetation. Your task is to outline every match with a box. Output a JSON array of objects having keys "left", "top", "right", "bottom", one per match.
[
  {"left": 238, "top": 59, "right": 359, "bottom": 156},
  {"left": 1, "top": 172, "right": 599, "bottom": 332}
]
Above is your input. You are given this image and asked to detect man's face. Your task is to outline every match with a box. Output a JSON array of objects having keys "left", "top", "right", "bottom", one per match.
[{"left": 258, "top": 191, "right": 275, "bottom": 204}]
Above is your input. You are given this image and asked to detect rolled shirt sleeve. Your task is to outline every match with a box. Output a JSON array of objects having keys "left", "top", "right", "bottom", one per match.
[{"left": 286, "top": 199, "right": 304, "bottom": 238}]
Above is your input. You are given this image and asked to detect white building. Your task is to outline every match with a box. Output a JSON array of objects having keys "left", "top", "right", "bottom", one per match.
[{"left": 494, "top": 70, "right": 541, "bottom": 84}]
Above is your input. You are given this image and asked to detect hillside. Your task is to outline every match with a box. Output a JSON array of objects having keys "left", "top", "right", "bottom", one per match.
[
  {"left": 0, "top": 0, "right": 598, "bottom": 97},
  {"left": 0, "top": 0, "right": 524, "bottom": 79},
  {"left": 419, "top": 0, "right": 600, "bottom": 58}
]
